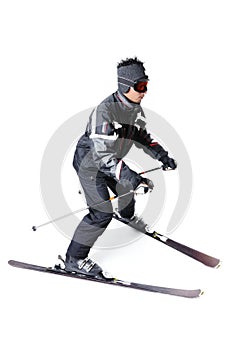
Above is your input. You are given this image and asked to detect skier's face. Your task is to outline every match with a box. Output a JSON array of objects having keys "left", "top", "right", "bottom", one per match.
[{"left": 124, "top": 87, "right": 147, "bottom": 104}]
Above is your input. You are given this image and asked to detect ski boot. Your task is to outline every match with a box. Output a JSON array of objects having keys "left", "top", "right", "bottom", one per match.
[
  {"left": 114, "top": 212, "right": 149, "bottom": 233},
  {"left": 127, "top": 215, "right": 149, "bottom": 233},
  {"left": 64, "top": 255, "right": 113, "bottom": 280}
]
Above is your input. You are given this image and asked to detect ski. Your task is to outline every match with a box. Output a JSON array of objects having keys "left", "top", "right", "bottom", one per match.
[
  {"left": 113, "top": 215, "right": 221, "bottom": 268},
  {"left": 8, "top": 260, "right": 202, "bottom": 298},
  {"left": 145, "top": 232, "right": 221, "bottom": 268}
]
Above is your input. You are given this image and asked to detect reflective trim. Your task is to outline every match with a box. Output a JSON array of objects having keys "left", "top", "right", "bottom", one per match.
[
  {"left": 89, "top": 107, "right": 118, "bottom": 140},
  {"left": 116, "top": 160, "right": 123, "bottom": 180},
  {"left": 102, "top": 121, "right": 108, "bottom": 133},
  {"left": 113, "top": 121, "right": 123, "bottom": 129},
  {"left": 89, "top": 133, "right": 118, "bottom": 140}
]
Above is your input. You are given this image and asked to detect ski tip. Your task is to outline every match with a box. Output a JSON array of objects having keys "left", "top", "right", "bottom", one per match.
[
  {"left": 215, "top": 260, "right": 222, "bottom": 269},
  {"left": 199, "top": 290, "right": 204, "bottom": 297},
  {"left": 192, "top": 289, "right": 204, "bottom": 298}
]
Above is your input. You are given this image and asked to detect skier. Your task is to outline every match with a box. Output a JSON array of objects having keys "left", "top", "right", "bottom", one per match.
[{"left": 65, "top": 57, "right": 177, "bottom": 278}]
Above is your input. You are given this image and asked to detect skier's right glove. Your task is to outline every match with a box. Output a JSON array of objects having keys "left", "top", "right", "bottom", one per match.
[{"left": 160, "top": 156, "right": 177, "bottom": 171}]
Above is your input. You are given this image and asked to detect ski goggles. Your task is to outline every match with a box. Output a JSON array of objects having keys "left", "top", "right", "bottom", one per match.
[
  {"left": 133, "top": 81, "right": 148, "bottom": 93},
  {"left": 118, "top": 76, "right": 149, "bottom": 93}
]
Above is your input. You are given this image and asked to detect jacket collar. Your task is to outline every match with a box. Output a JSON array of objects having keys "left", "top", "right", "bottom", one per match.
[{"left": 115, "top": 91, "right": 141, "bottom": 111}]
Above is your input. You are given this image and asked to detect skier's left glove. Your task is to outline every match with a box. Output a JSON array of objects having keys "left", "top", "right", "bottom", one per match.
[
  {"left": 160, "top": 156, "right": 177, "bottom": 170},
  {"left": 139, "top": 177, "right": 154, "bottom": 193}
]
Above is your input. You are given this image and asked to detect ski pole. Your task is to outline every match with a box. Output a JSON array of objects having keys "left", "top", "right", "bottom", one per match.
[
  {"left": 139, "top": 166, "right": 162, "bottom": 175},
  {"left": 32, "top": 188, "right": 139, "bottom": 232},
  {"left": 32, "top": 166, "right": 163, "bottom": 232}
]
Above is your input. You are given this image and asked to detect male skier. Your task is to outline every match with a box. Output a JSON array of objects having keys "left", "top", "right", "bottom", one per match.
[{"left": 65, "top": 57, "right": 177, "bottom": 278}]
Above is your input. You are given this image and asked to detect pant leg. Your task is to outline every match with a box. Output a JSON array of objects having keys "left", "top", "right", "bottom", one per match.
[
  {"left": 67, "top": 171, "right": 113, "bottom": 259},
  {"left": 105, "top": 176, "right": 136, "bottom": 220}
]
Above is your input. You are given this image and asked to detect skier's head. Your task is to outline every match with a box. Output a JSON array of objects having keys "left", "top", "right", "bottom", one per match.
[{"left": 117, "top": 57, "right": 149, "bottom": 100}]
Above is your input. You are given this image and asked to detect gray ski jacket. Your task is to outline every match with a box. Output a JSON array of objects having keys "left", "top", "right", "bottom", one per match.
[{"left": 73, "top": 91, "right": 168, "bottom": 188}]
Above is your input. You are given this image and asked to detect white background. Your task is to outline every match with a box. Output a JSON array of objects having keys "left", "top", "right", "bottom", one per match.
[{"left": 1, "top": 1, "right": 233, "bottom": 349}]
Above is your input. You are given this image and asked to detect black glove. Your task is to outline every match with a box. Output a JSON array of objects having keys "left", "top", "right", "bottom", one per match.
[
  {"left": 139, "top": 177, "right": 154, "bottom": 193},
  {"left": 160, "top": 156, "right": 177, "bottom": 170}
]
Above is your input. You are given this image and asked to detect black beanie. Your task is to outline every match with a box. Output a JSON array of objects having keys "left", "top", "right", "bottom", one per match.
[{"left": 117, "top": 58, "right": 148, "bottom": 93}]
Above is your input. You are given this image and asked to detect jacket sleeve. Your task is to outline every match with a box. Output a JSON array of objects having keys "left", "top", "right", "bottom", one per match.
[
  {"left": 89, "top": 103, "right": 142, "bottom": 188},
  {"left": 132, "top": 109, "right": 168, "bottom": 161}
]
